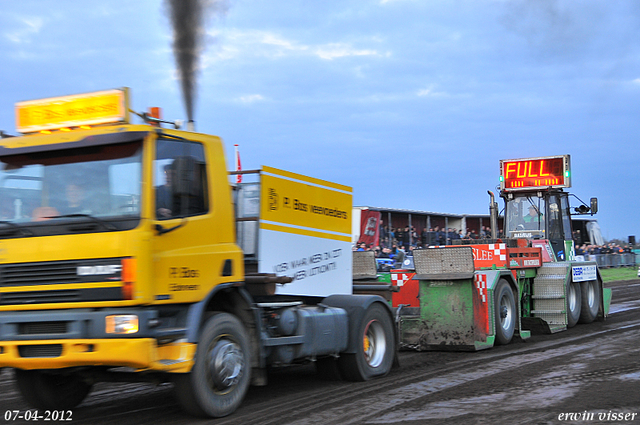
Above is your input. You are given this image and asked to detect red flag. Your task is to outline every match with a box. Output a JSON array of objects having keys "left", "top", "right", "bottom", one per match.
[
  {"left": 234, "top": 144, "right": 242, "bottom": 183},
  {"left": 359, "top": 210, "right": 381, "bottom": 247}
]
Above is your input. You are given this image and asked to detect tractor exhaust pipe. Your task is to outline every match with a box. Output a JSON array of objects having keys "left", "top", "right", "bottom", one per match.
[
  {"left": 187, "top": 120, "right": 195, "bottom": 132},
  {"left": 488, "top": 191, "right": 498, "bottom": 240}
]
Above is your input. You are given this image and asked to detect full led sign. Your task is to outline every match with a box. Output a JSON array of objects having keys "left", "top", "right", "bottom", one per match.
[{"left": 500, "top": 155, "right": 570, "bottom": 191}]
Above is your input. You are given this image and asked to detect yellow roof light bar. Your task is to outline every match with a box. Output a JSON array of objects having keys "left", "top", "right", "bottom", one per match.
[{"left": 15, "top": 87, "right": 131, "bottom": 134}]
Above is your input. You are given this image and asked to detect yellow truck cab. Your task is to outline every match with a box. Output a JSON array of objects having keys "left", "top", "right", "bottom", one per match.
[{"left": 0, "top": 88, "right": 396, "bottom": 417}]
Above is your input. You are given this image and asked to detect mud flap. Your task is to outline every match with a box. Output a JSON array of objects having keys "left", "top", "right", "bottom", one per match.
[{"left": 601, "top": 287, "right": 612, "bottom": 318}]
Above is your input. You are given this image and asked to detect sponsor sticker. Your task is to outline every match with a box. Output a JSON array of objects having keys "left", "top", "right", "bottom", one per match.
[{"left": 572, "top": 265, "right": 597, "bottom": 282}]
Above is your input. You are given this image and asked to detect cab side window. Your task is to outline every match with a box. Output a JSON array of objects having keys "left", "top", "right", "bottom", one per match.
[{"left": 155, "top": 139, "right": 208, "bottom": 219}]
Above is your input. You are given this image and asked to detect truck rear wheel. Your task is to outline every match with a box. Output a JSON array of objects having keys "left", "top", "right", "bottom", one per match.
[
  {"left": 338, "top": 303, "right": 394, "bottom": 381},
  {"left": 174, "top": 313, "right": 251, "bottom": 418},
  {"left": 579, "top": 280, "right": 601, "bottom": 324},
  {"left": 15, "top": 369, "right": 92, "bottom": 410},
  {"left": 494, "top": 279, "right": 516, "bottom": 345},
  {"left": 567, "top": 280, "right": 582, "bottom": 328}
]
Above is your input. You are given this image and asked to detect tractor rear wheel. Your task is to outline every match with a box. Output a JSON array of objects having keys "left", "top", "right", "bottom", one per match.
[
  {"left": 579, "top": 280, "right": 601, "bottom": 324},
  {"left": 567, "top": 280, "right": 582, "bottom": 328}
]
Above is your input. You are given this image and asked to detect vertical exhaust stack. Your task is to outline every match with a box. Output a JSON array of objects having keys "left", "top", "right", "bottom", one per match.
[
  {"left": 488, "top": 191, "right": 499, "bottom": 240},
  {"left": 165, "top": 0, "right": 228, "bottom": 124},
  {"left": 187, "top": 120, "right": 196, "bottom": 132}
]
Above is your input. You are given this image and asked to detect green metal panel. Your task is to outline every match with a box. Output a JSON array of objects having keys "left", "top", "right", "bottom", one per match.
[
  {"left": 377, "top": 273, "right": 391, "bottom": 284},
  {"left": 420, "top": 279, "right": 476, "bottom": 348},
  {"left": 399, "top": 278, "right": 493, "bottom": 351}
]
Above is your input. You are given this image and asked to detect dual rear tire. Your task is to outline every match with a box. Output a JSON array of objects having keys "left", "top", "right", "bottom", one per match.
[
  {"left": 568, "top": 279, "right": 601, "bottom": 326},
  {"left": 579, "top": 280, "right": 601, "bottom": 324}
]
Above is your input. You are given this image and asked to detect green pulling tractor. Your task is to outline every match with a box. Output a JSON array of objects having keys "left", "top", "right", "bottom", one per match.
[{"left": 396, "top": 155, "right": 612, "bottom": 351}]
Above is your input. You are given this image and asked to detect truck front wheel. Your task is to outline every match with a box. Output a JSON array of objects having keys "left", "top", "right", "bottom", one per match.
[
  {"left": 15, "top": 369, "right": 92, "bottom": 410},
  {"left": 338, "top": 303, "right": 394, "bottom": 381},
  {"left": 494, "top": 279, "right": 516, "bottom": 345},
  {"left": 174, "top": 313, "right": 251, "bottom": 418}
]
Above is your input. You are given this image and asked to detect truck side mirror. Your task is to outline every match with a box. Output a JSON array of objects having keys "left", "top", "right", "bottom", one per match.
[{"left": 590, "top": 197, "right": 598, "bottom": 214}]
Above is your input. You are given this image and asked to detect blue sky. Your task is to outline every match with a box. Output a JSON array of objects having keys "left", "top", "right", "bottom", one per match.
[{"left": 1, "top": 0, "right": 639, "bottom": 241}]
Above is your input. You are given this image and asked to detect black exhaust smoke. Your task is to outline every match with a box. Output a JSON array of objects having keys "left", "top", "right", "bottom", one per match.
[{"left": 166, "top": 0, "right": 228, "bottom": 122}]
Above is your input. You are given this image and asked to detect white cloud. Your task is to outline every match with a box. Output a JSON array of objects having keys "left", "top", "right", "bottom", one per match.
[
  {"left": 207, "top": 29, "right": 386, "bottom": 62},
  {"left": 632, "top": 78, "right": 640, "bottom": 85},
  {"left": 5, "top": 16, "right": 44, "bottom": 44},
  {"left": 237, "top": 94, "right": 264, "bottom": 103},
  {"left": 314, "top": 43, "right": 381, "bottom": 60},
  {"left": 417, "top": 86, "right": 448, "bottom": 98}
]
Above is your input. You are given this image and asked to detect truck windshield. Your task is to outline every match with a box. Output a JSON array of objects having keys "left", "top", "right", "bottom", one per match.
[
  {"left": 504, "top": 195, "right": 546, "bottom": 238},
  {"left": 0, "top": 140, "right": 142, "bottom": 234}
]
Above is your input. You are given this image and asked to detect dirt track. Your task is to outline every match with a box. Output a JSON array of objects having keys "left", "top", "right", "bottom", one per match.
[{"left": 2, "top": 279, "right": 640, "bottom": 425}]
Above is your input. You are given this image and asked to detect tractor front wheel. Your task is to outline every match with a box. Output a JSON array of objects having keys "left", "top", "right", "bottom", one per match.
[{"left": 494, "top": 279, "right": 516, "bottom": 345}]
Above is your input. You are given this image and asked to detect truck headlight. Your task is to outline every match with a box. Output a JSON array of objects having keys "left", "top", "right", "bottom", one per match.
[{"left": 105, "top": 315, "right": 139, "bottom": 334}]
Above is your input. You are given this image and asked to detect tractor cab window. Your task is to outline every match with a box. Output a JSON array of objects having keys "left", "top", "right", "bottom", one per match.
[
  {"left": 154, "top": 138, "right": 208, "bottom": 219},
  {"left": 504, "top": 195, "right": 546, "bottom": 238},
  {"left": 547, "top": 193, "right": 573, "bottom": 260}
]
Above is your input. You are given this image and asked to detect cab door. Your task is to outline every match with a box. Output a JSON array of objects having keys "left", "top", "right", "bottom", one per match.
[
  {"left": 546, "top": 193, "right": 573, "bottom": 261},
  {"left": 150, "top": 135, "right": 240, "bottom": 304}
]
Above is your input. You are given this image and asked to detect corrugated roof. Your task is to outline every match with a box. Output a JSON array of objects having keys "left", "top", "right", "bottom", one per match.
[{"left": 355, "top": 205, "right": 492, "bottom": 219}]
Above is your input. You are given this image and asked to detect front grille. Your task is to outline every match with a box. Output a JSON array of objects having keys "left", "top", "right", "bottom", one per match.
[
  {"left": 0, "top": 287, "right": 123, "bottom": 306},
  {"left": 19, "top": 321, "right": 69, "bottom": 335},
  {"left": 0, "top": 258, "right": 126, "bottom": 306},
  {"left": 0, "top": 258, "right": 124, "bottom": 287},
  {"left": 2, "top": 289, "right": 80, "bottom": 305},
  {"left": 1, "top": 261, "right": 80, "bottom": 286},
  {"left": 18, "top": 344, "right": 63, "bottom": 358}
]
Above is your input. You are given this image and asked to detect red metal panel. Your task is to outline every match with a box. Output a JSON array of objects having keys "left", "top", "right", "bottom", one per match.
[
  {"left": 390, "top": 270, "right": 419, "bottom": 307},
  {"left": 473, "top": 273, "right": 490, "bottom": 337},
  {"left": 506, "top": 247, "right": 543, "bottom": 269}
]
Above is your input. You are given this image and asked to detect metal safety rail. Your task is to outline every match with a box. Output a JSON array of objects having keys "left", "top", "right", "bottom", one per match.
[{"left": 580, "top": 254, "right": 637, "bottom": 268}]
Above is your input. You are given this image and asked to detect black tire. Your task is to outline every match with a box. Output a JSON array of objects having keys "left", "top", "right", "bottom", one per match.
[
  {"left": 579, "top": 280, "right": 601, "bottom": 324},
  {"left": 566, "top": 280, "right": 582, "bottom": 328},
  {"left": 14, "top": 369, "right": 92, "bottom": 410},
  {"left": 174, "top": 313, "right": 251, "bottom": 418},
  {"left": 338, "top": 303, "right": 394, "bottom": 382},
  {"left": 494, "top": 279, "right": 516, "bottom": 345}
]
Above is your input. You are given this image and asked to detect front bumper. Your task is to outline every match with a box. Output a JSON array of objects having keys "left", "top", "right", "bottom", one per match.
[
  {"left": 0, "top": 307, "right": 195, "bottom": 372},
  {"left": 0, "top": 338, "right": 196, "bottom": 372}
]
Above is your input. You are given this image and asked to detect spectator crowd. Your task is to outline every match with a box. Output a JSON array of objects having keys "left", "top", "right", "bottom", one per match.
[
  {"left": 354, "top": 224, "right": 495, "bottom": 261},
  {"left": 354, "top": 223, "right": 637, "bottom": 267}
]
